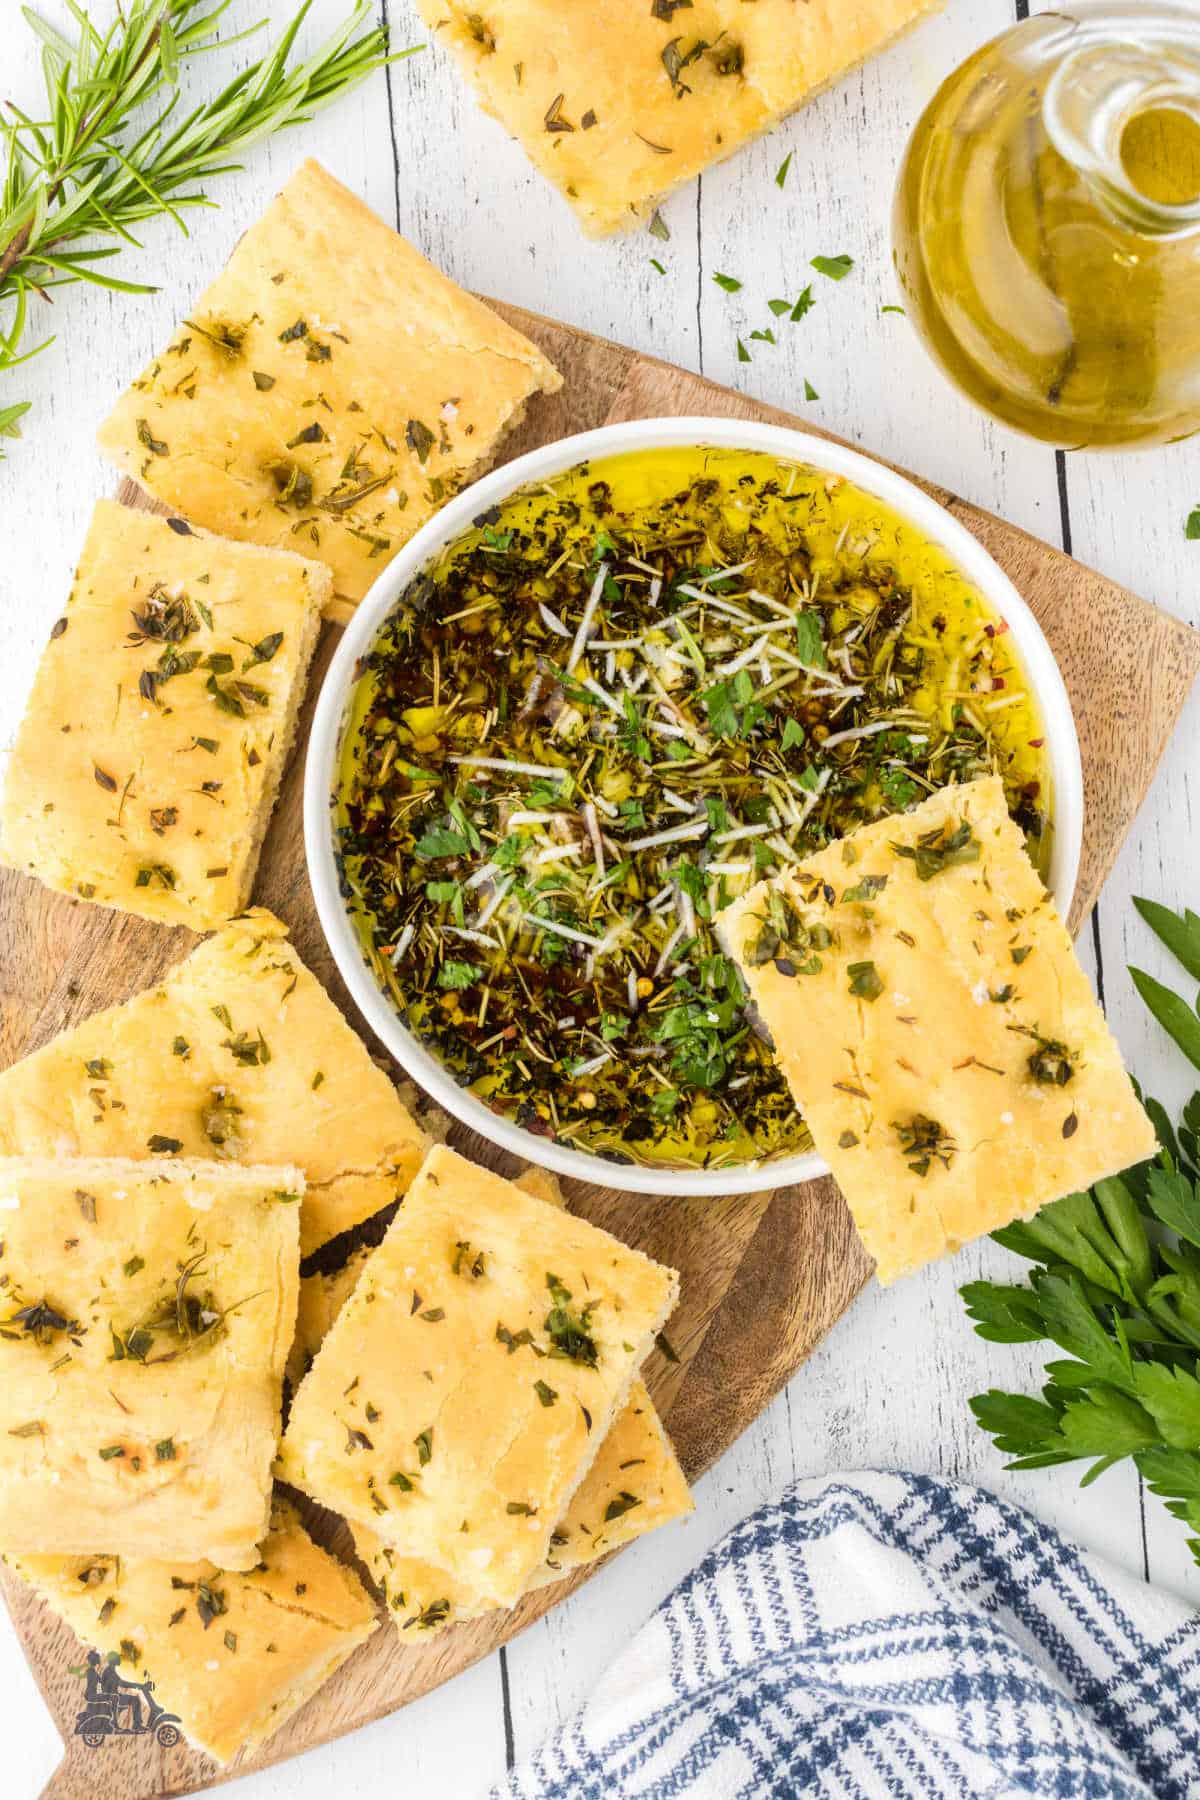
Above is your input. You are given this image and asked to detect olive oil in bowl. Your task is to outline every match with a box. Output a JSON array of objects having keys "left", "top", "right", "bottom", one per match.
[
  {"left": 334, "top": 446, "right": 1052, "bottom": 1173},
  {"left": 894, "top": 4, "right": 1200, "bottom": 448}
]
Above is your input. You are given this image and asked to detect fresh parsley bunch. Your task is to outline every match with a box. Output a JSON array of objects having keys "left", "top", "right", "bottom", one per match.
[{"left": 963, "top": 897, "right": 1200, "bottom": 1563}]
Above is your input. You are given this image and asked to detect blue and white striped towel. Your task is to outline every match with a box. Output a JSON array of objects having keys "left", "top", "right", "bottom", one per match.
[{"left": 495, "top": 1470, "right": 1200, "bottom": 1799}]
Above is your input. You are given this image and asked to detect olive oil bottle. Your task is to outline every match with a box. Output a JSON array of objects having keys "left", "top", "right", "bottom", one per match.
[{"left": 893, "top": 4, "right": 1200, "bottom": 448}]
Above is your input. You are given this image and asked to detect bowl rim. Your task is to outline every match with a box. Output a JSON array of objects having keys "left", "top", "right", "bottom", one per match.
[{"left": 304, "top": 415, "right": 1084, "bottom": 1197}]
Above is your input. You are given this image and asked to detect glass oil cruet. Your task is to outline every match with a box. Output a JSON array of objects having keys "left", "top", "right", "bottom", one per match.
[{"left": 892, "top": 4, "right": 1200, "bottom": 448}]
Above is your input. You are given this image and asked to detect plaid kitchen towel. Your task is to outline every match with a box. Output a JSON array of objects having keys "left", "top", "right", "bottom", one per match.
[{"left": 494, "top": 1470, "right": 1200, "bottom": 1799}]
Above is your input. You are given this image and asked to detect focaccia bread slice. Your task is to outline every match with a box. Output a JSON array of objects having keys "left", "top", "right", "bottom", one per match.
[
  {"left": 97, "top": 159, "right": 562, "bottom": 617},
  {"left": 9, "top": 1497, "right": 376, "bottom": 1765},
  {"left": 280, "top": 1145, "right": 679, "bottom": 1608},
  {"left": 286, "top": 1247, "right": 372, "bottom": 1391},
  {"left": 354, "top": 1374, "right": 692, "bottom": 1634},
  {"left": 291, "top": 1166, "right": 691, "bottom": 1635},
  {"left": 0, "top": 500, "right": 325, "bottom": 929},
  {"left": 723, "top": 775, "right": 1157, "bottom": 1283},
  {"left": 415, "top": 0, "right": 942, "bottom": 234},
  {"left": 0, "top": 908, "right": 428, "bottom": 1257},
  {"left": 0, "top": 1156, "right": 301, "bottom": 1568}
]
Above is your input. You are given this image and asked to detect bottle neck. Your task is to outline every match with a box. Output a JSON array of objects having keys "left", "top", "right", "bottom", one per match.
[{"left": 1042, "top": 5, "right": 1200, "bottom": 236}]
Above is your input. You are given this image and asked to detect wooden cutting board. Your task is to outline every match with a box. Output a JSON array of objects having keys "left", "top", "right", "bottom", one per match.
[{"left": 4, "top": 303, "right": 1199, "bottom": 1800}]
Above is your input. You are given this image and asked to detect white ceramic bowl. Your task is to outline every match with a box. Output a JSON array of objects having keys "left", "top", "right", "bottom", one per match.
[{"left": 305, "top": 417, "right": 1084, "bottom": 1196}]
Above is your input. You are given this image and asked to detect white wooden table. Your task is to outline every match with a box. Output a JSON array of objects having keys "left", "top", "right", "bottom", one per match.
[{"left": 2, "top": 1, "right": 1198, "bottom": 1793}]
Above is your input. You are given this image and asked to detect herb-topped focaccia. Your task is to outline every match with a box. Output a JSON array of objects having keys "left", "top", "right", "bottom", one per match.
[
  {"left": 290, "top": 1166, "right": 692, "bottom": 1636},
  {"left": 0, "top": 1156, "right": 302, "bottom": 1569},
  {"left": 415, "top": 0, "right": 943, "bottom": 234},
  {"left": 0, "top": 909, "right": 429, "bottom": 1257},
  {"left": 9, "top": 1498, "right": 376, "bottom": 1765},
  {"left": 97, "top": 159, "right": 562, "bottom": 618},
  {"left": 279, "top": 1145, "right": 680, "bottom": 1609},
  {"left": 0, "top": 500, "right": 325, "bottom": 930},
  {"left": 354, "top": 1373, "right": 692, "bottom": 1634},
  {"left": 723, "top": 776, "right": 1157, "bottom": 1283}
]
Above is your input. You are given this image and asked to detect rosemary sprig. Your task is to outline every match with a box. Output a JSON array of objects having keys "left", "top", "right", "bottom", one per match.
[
  {"left": 963, "top": 896, "right": 1200, "bottom": 1564},
  {"left": 1, "top": 0, "right": 420, "bottom": 453}
]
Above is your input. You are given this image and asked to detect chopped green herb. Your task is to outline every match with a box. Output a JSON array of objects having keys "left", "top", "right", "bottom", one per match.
[
  {"left": 544, "top": 1273, "right": 598, "bottom": 1367},
  {"left": 847, "top": 960, "right": 884, "bottom": 1001},
  {"left": 893, "top": 1114, "right": 956, "bottom": 1176},
  {"left": 891, "top": 819, "right": 979, "bottom": 881},
  {"left": 604, "top": 1491, "right": 641, "bottom": 1522}
]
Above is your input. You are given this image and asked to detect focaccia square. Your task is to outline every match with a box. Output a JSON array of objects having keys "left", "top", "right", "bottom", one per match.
[
  {"left": 280, "top": 1145, "right": 679, "bottom": 1608},
  {"left": 290, "top": 1167, "right": 691, "bottom": 1634},
  {"left": 355, "top": 1375, "right": 692, "bottom": 1633},
  {"left": 97, "top": 160, "right": 562, "bottom": 617},
  {"left": 0, "top": 908, "right": 428, "bottom": 1256},
  {"left": 9, "top": 1497, "right": 376, "bottom": 1765},
  {"left": 724, "top": 776, "right": 1157, "bottom": 1284},
  {"left": 0, "top": 1156, "right": 302, "bottom": 1568},
  {"left": 0, "top": 500, "right": 325, "bottom": 929},
  {"left": 415, "top": 0, "right": 942, "bottom": 234}
]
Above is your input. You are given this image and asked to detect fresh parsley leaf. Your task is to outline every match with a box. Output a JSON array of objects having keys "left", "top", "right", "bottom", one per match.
[
  {"left": 775, "top": 151, "right": 793, "bottom": 188},
  {"left": 702, "top": 672, "right": 743, "bottom": 730},
  {"left": 415, "top": 824, "right": 469, "bottom": 859},
  {"left": 1130, "top": 967, "right": 1200, "bottom": 1071},
  {"left": 437, "top": 960, "right": 481, "bottom": 991},
  {"left": 1133, "top": 896, "right": 1200, "bottom": 983},
  {"left": 1186, "top": 506, "right": 1200, "bottom": 540},
  {"left": 790, "top": 286, "right": 814, "bottom": 321},
  {"left": 811, "top": 253, "right": 854, "bottom": 280},
  {"left": 713, "top": 271, "right": 743, "bottom": 293},
  {"left": 736, "top": 337, "right": 751, "bottom": 363},
  {"left": 804, "top": 379, "right": 819, "bottom": 401},
  {"left": 794, "top": 610, "right": 826, "bottom": 668}
]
